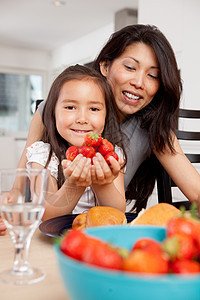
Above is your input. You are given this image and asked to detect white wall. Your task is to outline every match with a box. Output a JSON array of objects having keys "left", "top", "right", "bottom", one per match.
[
  {"left": 48, "top": 23, "right": 114, "bottom": 90},
  {"left": 0, "top": 45, "right": 50, "bottom": 97},
  {"left": 51, "top": 23, "right": 114, "bottom": 71},
  {"left": 0, "top": 45, "right": 50, "bottom": 71}
]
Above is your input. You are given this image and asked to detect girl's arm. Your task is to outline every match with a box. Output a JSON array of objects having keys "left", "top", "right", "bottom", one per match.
[
  {"left": 91, "top": 153, "right": 126, "bottom": 213},
  {"left": 32, "top": 160, "right": 87, "bottom": 221},
  {"left": 154, "top": 132, "right": 200, "bottom": 204},
  {"left": 42, "top": 154, "right": 95, "bottom": 220},
  {"left": 62, "top": 153, "right": 126, "bottom": 213}
]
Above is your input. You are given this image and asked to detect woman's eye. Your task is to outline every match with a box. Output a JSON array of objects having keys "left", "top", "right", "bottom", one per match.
[
  {"left": 124, "top": 65, "right": 135, "bottom": 70},
  {"left": 148, "top": 74, "right": 159, "bottom": 79}
]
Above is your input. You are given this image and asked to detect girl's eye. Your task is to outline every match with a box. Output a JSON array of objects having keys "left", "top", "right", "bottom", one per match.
[
  {"left": 90, "top": 107, "right": 99, "bottom": 112},
  {"left": 65, "top": 106, "right": 75, "bottom": 110}
]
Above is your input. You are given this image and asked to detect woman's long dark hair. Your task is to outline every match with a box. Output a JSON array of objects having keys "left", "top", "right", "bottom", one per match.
[
  {"left": 93, "top": 24, "right": 182, "bottom": 212},
  {"left": 42, "top": 64, "right": 127, "bottom": 188}
]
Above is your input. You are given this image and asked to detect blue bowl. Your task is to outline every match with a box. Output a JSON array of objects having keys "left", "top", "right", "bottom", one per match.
[{"left": 54, "top": 225, "right": 200, "bottom": 300}]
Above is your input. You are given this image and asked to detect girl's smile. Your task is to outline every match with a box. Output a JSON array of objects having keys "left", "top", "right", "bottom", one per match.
[{"left": 70, "top": 129, "right": 91, "bottom": 134}]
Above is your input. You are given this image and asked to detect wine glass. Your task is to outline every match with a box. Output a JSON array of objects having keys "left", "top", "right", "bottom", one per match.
[{"left": 0, "top": 168, "right": 49, "bottom": 285}]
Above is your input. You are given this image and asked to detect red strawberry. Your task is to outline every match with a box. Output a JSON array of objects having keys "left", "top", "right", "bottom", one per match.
[
  {"left": 60, "top": 229, "right": 89, "bottom": 261},
  {"left": 104, "top": 151, "right": 119, "bottom": 165},
  {"left": 171, "top": 259, "right": 200, "bottom": 274},
  {"left": 132, "top": 238, "right": 163, "bottom": 254},
  {"left": 98, "top": 139, "right": 114, "bottom": 156},
  {"left": 83, "top": 133, "right": 103, "bottom": 149},
  {"left": 167, "top": 216, "right": 200, "bottom": 246},
  {"left": 66, "top": 146, "right": 79, "bottom": 161},
  {"left": 82, "top": 238, "right": 123, "bottom": 270},
  {"left": 167, "top": 217, "right": 198, "bottom": 238},
  {"left": 195, "top": 234, "right": 200, "bottom": 254},
  {"left": 61, "top": 229, "right": 123, "bottom": 270},
  {"left": 79, "top": 146, "right": 96, "bottom": 158},
  {"left": 163, "top": 233, "right": 198, "bottom": 260},
  {"left": 123, "top": 249, "right": 169, "bottom": 274}
]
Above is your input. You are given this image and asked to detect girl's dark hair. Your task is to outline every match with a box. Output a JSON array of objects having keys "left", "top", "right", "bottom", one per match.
[
  {"left": 93, "top": 24, "right": 182, "bottom": 212},
  {"left": 42, "top": 64, "right": 127, "bottom": 188}
]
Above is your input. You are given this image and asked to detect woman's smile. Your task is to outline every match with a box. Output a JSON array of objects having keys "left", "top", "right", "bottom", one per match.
[{"left": 122, "top": 91, "right": 143, "bottom": 105}]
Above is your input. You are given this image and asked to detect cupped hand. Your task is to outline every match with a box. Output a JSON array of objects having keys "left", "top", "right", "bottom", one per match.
[
  {"left": 91, "top": 152, "right": 124, "bottom": 185},
  {"left": 62, "top": 154, "right": 92, "bottom": 187}
]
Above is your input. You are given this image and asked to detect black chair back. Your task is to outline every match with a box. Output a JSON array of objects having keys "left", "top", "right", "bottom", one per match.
[
  {"left": 156, "top": 108, "right": 200, "bottom": 209},
  {"left": 35, "top": 99, "right": 44, "bottom": 111}
]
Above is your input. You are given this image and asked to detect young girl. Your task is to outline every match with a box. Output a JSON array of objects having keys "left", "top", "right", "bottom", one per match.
[{"left": 26, "top": 64, "right": 127, "bottom": 221}]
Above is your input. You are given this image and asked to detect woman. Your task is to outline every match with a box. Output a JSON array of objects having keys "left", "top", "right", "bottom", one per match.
[{"left": 6, "top": 24, "right": 200, "bottom": 220}]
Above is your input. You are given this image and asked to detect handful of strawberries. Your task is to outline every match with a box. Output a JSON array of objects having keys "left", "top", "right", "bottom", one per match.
[
  {"left": 59, "top": 209, "right": 200, "bottom": 275},
  {"left": 66, "top": 133, "right": 119, "bottom": 165}
]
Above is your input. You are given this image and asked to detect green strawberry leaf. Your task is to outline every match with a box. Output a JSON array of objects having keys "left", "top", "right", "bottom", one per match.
[{"left": 162, "top": 236, "right": 180, "bottom": 260}]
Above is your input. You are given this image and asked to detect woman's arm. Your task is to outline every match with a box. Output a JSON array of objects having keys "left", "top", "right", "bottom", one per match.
[
  {"left": 17, "top": 109, "right": 44, "bottom": 169},
  {"left": 154, "top": 133, "right": 200, "bottom": 204}
]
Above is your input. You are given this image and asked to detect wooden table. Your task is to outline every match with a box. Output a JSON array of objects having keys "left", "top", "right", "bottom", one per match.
[{"left": 0, "top": 228, "right": 70, "bottom": 300}]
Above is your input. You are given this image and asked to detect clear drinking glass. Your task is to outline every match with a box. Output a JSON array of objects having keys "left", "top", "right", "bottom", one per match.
[{"left": 0, "top": 168, "right": 49, "bottom": 285}]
